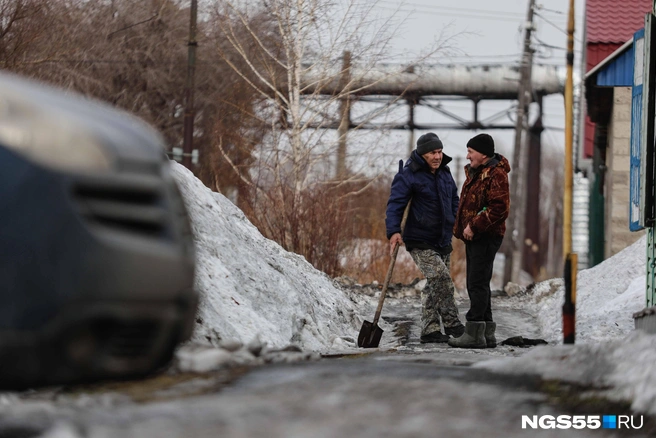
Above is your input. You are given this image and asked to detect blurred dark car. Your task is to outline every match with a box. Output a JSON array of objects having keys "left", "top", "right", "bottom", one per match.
[{"left": 0, "top": 72, "right": 197, "bottom": 389}]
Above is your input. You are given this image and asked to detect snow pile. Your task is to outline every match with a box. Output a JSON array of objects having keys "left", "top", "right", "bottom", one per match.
[
  {"left": 476, "top": 235, "right": 655, "bottom": 415},
  {"left": 171, "top": 163, "right": 365, "bottom": 352},
  {"left": 475, "top": 330, "right": 656, "bottom": 415},
  {"left": 516, "top": 235, "right": 647, "bottom": 343}
]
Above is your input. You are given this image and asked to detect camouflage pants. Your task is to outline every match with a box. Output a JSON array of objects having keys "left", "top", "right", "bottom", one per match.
[{"left": 409, "top": 248, "right": 461, "bottom": 336}]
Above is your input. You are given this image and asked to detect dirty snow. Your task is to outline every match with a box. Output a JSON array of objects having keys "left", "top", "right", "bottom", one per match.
[
  {"left": 477, "top": 235, "right": 656, "bottom": 416},
  {"left": 513, "top": 235, "right": 647, "bottom": 344},
  {"left": 173, "top": 162, "right": 656, "bottom": 416},
  {"left": 171, "top": 163, "right": 367, "bottom": 353},
  {"left": 476, "top": 331, "right": 656, "bottom": 416}
]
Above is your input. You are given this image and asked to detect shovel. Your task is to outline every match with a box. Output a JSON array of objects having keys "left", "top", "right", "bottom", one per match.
[{"left": 358, "top": 200, "right": 411, "bottom": 348}]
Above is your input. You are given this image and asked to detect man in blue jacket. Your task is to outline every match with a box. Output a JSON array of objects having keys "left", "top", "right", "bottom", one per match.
[{"left": 386, "top": 133, "right": 464, "bottom": 343}]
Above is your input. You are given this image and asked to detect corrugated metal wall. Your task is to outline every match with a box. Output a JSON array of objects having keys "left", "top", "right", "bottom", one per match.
[
  {"left": 631, "top": 30, "right": 645, "bottom": 231},
  {"left": 598, "top": 46, "right": 635, "bottom": 86},
  {"left": 573, "top": 173, "right": 590, "bottom": 269}
]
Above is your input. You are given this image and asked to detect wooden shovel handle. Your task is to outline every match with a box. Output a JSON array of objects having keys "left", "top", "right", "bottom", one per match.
[{"left": 372, "top": 199, "right": 411, "bottom": 325}]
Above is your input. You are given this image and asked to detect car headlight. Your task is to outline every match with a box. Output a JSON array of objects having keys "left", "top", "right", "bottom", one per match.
[{"left": 0, "top": 97, "right": 112, "bottom": 173}]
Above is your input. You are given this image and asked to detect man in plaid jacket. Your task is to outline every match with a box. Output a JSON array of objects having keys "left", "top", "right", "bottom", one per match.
[{"left": 450, "top": 133, "right": 510, "bottom": 349}]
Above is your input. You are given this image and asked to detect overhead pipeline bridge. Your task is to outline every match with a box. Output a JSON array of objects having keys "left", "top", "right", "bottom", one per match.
[{"left": 299, "top": 61, "right": 565, "bottom": 279}]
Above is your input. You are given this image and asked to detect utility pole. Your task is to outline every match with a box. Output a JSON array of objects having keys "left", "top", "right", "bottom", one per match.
[
  {"left": 503, "top": 0, "right": 536, "bottom": 287},
  {"left": 336, "top": 51, "right": 351, "bottom": 179},
  {"left": 407, "top": 98, "right": 417, "bottom": 157},
  {"left": 524, "top": 101, "right": 543, "bottom": 278},
  {"left": 182, "top": 0, "right": 198, "bottom": 170}
]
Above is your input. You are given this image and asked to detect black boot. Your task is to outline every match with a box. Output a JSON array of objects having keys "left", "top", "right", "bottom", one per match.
[
  {"left": 444, "top": 324, "right": 465, "bottom": 338},
  {"left": 420, "top": 331, "right": 450, "bottom": 343}
]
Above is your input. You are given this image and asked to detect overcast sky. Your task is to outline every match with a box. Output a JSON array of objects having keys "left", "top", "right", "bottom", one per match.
[{"left": 362, "top": 0, "right": 586, "bottom": 174}]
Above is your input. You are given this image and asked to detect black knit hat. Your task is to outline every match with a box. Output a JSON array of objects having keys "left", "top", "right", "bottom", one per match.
[
  {"left": 416, "top": 132, "right": 443, "bottom": 155},
  {"left": 467, "top": 133, "right": 495, "bottom": 157}
]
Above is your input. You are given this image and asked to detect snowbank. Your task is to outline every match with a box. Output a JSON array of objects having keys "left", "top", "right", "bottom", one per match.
[
  {"left": 171, "top": 163, "right": 364, "bottom": 352},
  {"left": 476, "top": 235, "right": 655, "bottom": 416},
  {"left": 516, "top": 235, "right": 647, "bottom": 343},
  {"left": 475, "top": 330, "right": 656, "bottom": 416}
]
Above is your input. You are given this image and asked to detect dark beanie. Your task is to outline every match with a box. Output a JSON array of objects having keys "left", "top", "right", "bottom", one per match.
[
  {"left": 467, "top": 133, "right": 495, "bottom": 157},
  {"left": 416, "top": 132, "right": 443, "bottom": 155}
]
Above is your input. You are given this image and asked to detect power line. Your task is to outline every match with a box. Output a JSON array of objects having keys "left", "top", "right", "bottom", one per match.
[
  {"left": 535, "top": 12, "right": 583, "bottom": 44},
  {"left": 542, "top": 114, "right": 566, "bottom": 145},
  {"left": 537, "top": 6, "right": 565, "bottom": 15},
  {"left": 379, "top": 0, "right": 566, "bottom": 21},
  {"left": 24, "top": 56, "right": 570, "bottom": 68},
  {"left": 439, "top": 54, "right": 523, "bottom": 61},
  {"left": 378, "top": 5, "right": 536, "bottom": 23},
  {"left": 362, "top": 52, "right": 523, "bottom": 64},
  {"left": 535, "top": 36, "right": 566, "bottom": 51},
  {"left": 446, "top": 54, "right": 522, "bottom": 58},
  {"left": 380, "top": 1, "right": 525, "bottom": 18},
  {"left": 106, "top": 13, "right": 158, "bottom": 38}
]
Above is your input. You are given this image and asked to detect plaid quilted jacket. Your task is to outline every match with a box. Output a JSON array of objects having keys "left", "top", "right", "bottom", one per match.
[{"left": 453, "top": 154, "right": 511, "bottom": 240}]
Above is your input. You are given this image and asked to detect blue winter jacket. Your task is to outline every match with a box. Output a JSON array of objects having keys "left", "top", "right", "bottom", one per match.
[{"left": 385, "top": 150, "right": 459, "bottom": 251}]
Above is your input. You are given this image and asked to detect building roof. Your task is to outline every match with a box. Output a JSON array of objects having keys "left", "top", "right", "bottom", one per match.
[
  {"left": 585, "top": 38, "right": 633, "bottom": 79},
  {"left": 586, "top": 0, "right": 652, "bottom": 43}
]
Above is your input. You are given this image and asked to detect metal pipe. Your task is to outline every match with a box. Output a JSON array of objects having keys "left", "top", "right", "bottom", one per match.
[
  {"left": 182, "top": 0, "right": 198, "bottom": 170},
  {"left": 562, "top": 0, "right": 577, "bottom": 345},
  {"left": 301, "top": 64, "right": 564, "bottom": 99}
]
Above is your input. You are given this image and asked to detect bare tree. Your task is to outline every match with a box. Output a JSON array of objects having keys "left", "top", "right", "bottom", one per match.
[
  {"left": 3, "top": 0, "right": 458, "bottom": 278},
  {"left": 6, "top": 0, "right": 268, "bottom": 200},
  {"left": 209, "top": 0, "right": 454, "bottom": 273},
  {"left": 0, "top": 0, "right": 52, "bottom": 69}
]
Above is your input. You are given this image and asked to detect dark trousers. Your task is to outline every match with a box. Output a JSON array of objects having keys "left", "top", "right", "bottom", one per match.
[{"left": 465, "top": 234, "right": 503, "bottom": 322}]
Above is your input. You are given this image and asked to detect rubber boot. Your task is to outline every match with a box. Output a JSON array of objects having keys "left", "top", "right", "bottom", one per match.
[
  {"left": 485, "top": 321, "right": 497, "bottom": 348},
  {"left": 448, "top": 321, "right": 486, "bottom": 349}
]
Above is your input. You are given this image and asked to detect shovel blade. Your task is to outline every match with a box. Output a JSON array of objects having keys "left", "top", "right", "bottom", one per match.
[{"left": 357, "top": 320, "right": 383, "bottom": 348}]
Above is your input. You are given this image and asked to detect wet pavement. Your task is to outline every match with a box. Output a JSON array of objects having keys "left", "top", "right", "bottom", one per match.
[{"left": 0, "top": 294, "right": 652, "bottom": 438}]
